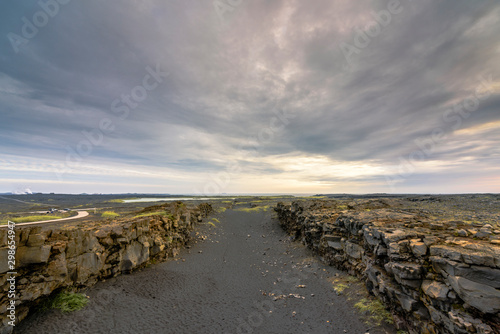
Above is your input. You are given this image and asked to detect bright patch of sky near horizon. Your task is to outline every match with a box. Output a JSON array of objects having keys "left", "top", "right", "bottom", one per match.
[{"left": 0, "top": 0, "right": 499, "bottom": 194}]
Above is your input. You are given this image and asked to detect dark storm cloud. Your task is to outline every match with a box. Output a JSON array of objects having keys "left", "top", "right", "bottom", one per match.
[{"left": 0, "top": 0, "right": 499, "bottom": 192}]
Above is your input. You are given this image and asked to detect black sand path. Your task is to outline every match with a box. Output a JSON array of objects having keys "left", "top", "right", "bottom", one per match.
[{"left": 15, "top": 209, "right": 394, "bottom": 334}]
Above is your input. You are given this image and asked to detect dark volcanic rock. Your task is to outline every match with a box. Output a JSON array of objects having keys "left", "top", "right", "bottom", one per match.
[
  {"left": 275, "top": 199, "right": 500, "bottom": 334},
  {"left": 0, "top": 202, "right": 212, "bottom": 332}
]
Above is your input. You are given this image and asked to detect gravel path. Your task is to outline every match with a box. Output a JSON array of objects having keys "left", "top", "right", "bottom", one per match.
[{"left": 15, "top": 209, "right": 393, "bottom": 334}]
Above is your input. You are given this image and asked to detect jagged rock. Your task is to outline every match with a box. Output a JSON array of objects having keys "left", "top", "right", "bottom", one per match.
[
  {"left": 0, "top": 202, "right": 208, "bottom": 333},
  {"left": 16, "top": 245, "right": 51, "bottom": 266},
  {"left": 422, "top": 280, "right": 449, "bottom": 301},
  {"left": 387, "top": 262, "right": 425, "bottom": 280},
  {"left": 120, "top": 241, "right": 150, "bottom": 272},
  {"left": 430, "top": 245, "right": 462, "bottom": 262},
  {"left": 395, "top": 291, "right": 419, "bottom": 312},
  {"left": 345, "top": 241, "right": 363, "bottom": 259},
  {"left": 26, "top": 234, "right": 46, "bottom": 247},
  {"left": 446, "top": 275, "right": 500, "bottom": 314},
  {"left": 275, "top": 200, "right": 499, "bottom": 334},
  {"left": 322, "top": 235, "right": 343, "bottom": 250},
  {"left": 382, "top": 229, "right": 418, "bottom": 244},
  {"left": 423, "top": 236, "right": 440, "bottom": 247},
  {"left": 456, "top": 266, "right": 500, "bottom": 289},
  {"left": 46, "top": 253, "right": 68, "bottom": 278},
  {"left": 387, "top": 242, "right": 399, "bottom": 257},
  {"left": 375, "top": 244, "right": 387, "bottom": 256},
  {"left": 410, "top": 239, "right": 427, "bottom": 257},
  {"left": 75, "top": 252, "right": 105, "bottom": 283},
  {"left": 461, "top": 243, "right": 500, "bottom": 268},
  {"left": 431, "top": 257, "right": 469, "bottom": 277},
  {"left": 363, "top": 229, "right": 380, "bottom": 246}
]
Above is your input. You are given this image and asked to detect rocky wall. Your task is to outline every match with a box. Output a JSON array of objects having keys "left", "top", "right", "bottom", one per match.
[
  {"left": 0, "top": 202, "right": 212, "bottom": 333},
  {"left": 275, "top": 201, "right": 500, "bottom": 334}
]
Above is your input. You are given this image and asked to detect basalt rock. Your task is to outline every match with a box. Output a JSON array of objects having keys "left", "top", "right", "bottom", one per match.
[
  {"left": 275, "top": 200, "right": 500, "bottom": 334},
  {"left": 0, "top": 202, "right": 212, "bottom": 332}
]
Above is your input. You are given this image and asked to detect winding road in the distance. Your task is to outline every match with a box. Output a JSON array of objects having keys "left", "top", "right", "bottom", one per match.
[{"left": 0, "top": 210, "right": 89, "bottom": 228}]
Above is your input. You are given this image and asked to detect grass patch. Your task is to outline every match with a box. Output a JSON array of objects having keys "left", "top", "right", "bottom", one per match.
[
  {"left": 134, "top": 211, "right": 175, "bottom": 220},
  {"left": 354, "top": 298, "right": 394, "bottom": 326},
  {"left": 217, "top": 207, "right": 227, "bottom": 213},
  {"left": 208, "top": 218, "right": 220, "bottom": 227},
  {"left": 1, "top": 215, "right": 62, "bottom": 224},
  {"left": 134, "top": 211, "right": 165, "bottom": 218},
  {"left": 42, "top": 291, "right": 89, "bottom": 313},
  {"left": 101, "top": 211, "right": 120, "bottom": 218}
]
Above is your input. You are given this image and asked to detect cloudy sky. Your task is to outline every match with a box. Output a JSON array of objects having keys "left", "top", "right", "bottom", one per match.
[{"left": 0, "top": 0, "right": 499, "bottom": 194}]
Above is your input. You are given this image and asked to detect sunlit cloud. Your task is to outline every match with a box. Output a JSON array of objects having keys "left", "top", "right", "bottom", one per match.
[{"left": 0, "top": 0, "right": 499, "bottom": 194}]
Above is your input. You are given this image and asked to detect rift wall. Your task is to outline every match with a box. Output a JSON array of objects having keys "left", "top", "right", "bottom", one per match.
[
  {"left": 0, "top": 202, "right": 212, "bottom": 333},
  {"left": 275, "top": 201, "right": 500, "bottom": 334}
]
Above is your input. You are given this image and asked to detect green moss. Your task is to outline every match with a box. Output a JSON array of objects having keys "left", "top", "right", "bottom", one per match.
[
  {"left": 333, "top": 283, "right": 349, "bottom": 295},
  {"left": 101, "top": 211, "right": 120, "bottom": 218},
  {"left": 133, "top": 211, "right": 167, "bottom": 218},
  {"left": 354, "top": 298, "right": 394, "bottom": 326},
  {"left": 1, "top": 215, "right": 62, "bottom": 224}
]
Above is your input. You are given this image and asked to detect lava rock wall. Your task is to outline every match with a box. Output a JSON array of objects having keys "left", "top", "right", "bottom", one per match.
[
  {"left": 0, "top": 202, "right": 212, "bottom": 333},
  {"left": 275, "top": 201, "right": 500, "bottom": 334}
]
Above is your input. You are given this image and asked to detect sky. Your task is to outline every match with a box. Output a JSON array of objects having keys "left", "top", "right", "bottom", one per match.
[{"left": 0, "top": 0, "right": 499, "bottom": 195}]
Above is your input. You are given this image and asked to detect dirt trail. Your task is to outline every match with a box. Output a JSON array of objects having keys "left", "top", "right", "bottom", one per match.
[{"left": 15, "top": 209, "right": 394, "bottom": 334}]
